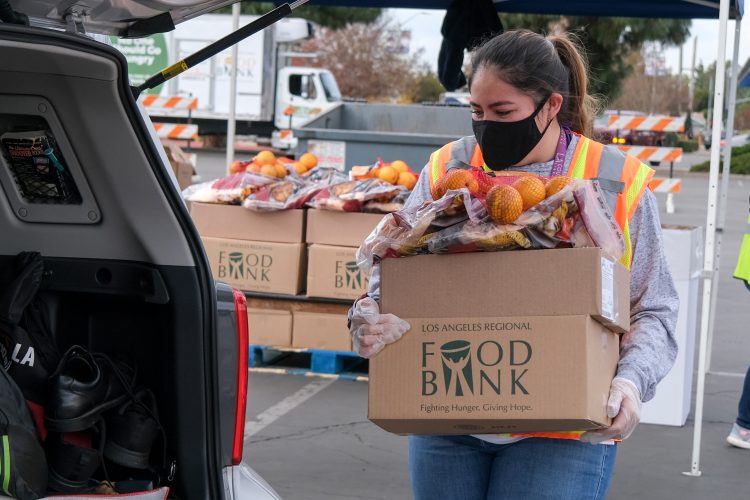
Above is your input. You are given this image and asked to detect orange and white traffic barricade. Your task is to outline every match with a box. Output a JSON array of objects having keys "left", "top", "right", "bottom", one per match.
[
  {"left": 648, "top": 177, "right": 683, "bottom": 214},
  {"left": 138, "top": 95, "right": 199, "bottom": 143},
  {"left": 617, "top": 145, "right": 684, "bottom": 164},
  {"left": 607, "top": 114, "right": 686, "bottom": 133},
  {"left": 152, "top": 123, "right": 199, "bottom": 141},
  {"left": 139, "top": 95, "right": 198, "bottom": 111},
  {"left": 617, "top": 145, "right": 683, "bottom": 214}
]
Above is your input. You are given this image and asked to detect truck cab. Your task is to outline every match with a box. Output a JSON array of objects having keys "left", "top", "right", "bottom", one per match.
[{"left": 275, "top": 67, "right": 342, "bottom": 130}]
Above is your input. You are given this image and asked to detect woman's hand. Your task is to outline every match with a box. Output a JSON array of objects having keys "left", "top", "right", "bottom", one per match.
[
  {"left": 350, "top": 297, "right": 410, "bottom": 358},
  {"left": 580, "top": 377, "right": 642, "bottom": 444}
]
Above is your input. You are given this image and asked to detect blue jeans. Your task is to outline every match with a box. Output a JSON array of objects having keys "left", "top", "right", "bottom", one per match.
[
  {"left": 737, "top": 364, "right": 750, "bottom": 428},
  {"left": 409, "top": 435, "right": 617, "bottom": 500}
]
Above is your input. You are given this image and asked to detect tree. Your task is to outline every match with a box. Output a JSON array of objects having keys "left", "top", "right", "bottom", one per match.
[
  {"left": 218, "top": 3, "right": 381, "bottom": 29},
  {"left": 293, "top": 21, "right": 427, "bottom": 101},
  {"left": 500, "top": 15, "right": 691, "bottom": 105},
  {"left": 404, "top": 72, "right": 445, "bottom": 104},
  {"left": 610, "top": 50, "right": 689, "bottom": 115}
]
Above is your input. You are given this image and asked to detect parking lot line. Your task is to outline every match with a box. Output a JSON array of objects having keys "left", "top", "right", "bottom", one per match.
[{"left": 244, "top": 378, "right": 336, "bottom": 439}]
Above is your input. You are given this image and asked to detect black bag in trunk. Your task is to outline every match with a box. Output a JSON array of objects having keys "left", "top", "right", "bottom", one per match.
[
  {"left": 0, "top": 252, "right": 60, "bottom": 406},
  {"left": 0, "top": 366, "right": 48, "bottom": 499}
]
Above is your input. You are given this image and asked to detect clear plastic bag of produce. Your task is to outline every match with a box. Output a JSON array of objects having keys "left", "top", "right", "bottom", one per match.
[
  {"left": 362, "top": 190, "right": 412, "bottom": 214},
  {"left": 307, "top": 178, "right": 407, "bottom": 212},
  {"left": 356, "top": 172, "right": 625, "bottom": 276},
  {"left": 181, "top": 171, "right": 274, "bottom": 204},
  {"left": 242, "top": 168, "right": 348, "bottom": 211}
]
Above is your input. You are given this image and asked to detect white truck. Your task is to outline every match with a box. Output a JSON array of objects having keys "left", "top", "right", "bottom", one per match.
[{"left": 111, "top": 14, "right": 342, "bottom": 145}]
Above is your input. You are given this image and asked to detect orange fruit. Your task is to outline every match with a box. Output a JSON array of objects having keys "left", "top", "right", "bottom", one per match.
[
  {"left": 545, "top": 176, "right": 574, "bottom": 197},
  {"left": 274, "top": 162, "right": 288, "bottom": 178},
  {"left": 293, "top": 162, "right": 307, "bottom": 175},
  {"left": 229, "top": 160, "right": 244, "bottom": 174},
  {"left": 486, "top": 185, "right": 523, "bottom": 225},
  {"left": 390, "top": 160, "right": 409, "bottom": 173},
  {"left": 260, "top": 164, "right": 278, "bottom": 178},
  {"left": 444, "top": 169, "right": 479, "bottom": 192},
  {"left": 513, "top": 176, "right": 546, "bottom": 210},
  {"left": 433, "top": 170, "right": 479, "bottom": 200},
  {"left": 475, "top": 172, "right": 496, "bottom": 195},
  {"left": 246, "top": 163, "right": 262, "bottom": 173},
  {"left": 255, "top": 150, "right": 276, "bottom": 165},
  {"left": 397, "top": 171, "right": 417, "bottom": 190},
  {"left": 377, "top": 166, "right": 399, "bottom": 184},
  {"left": 299, "top": 152, "right": 318, "bottom": 169}
]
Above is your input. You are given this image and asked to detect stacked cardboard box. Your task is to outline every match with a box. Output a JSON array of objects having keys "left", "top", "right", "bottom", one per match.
[
  {"left": 305, "top": 209, "right": 384, "bottom": 300},
  {"left": 192, "top": 203, "right": 307, "bottom": 348},
  {"left": 369, "top": 248, "right": 630, "bottom": 435},
  {"left": 246, "top": 297, "right": 351, "bottom": 351},
  {"left": 297, "top": 209, "right": 384, "bottom": 351}
]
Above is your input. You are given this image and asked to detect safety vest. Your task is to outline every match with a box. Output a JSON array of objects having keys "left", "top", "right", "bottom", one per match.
[
  {"left": 427, "top": 133, "right": 655, "bottom": 268},
  {"left": 734, "top": 210, "right": 750, "bottom": 285}
]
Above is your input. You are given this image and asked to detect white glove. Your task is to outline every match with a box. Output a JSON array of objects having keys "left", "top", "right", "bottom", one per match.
[
  {"left": 580, "top": 377, "right": 642, "bottom": 444},
  {"left": 350, "top": 297, "right": 410, "bottom": 359}
]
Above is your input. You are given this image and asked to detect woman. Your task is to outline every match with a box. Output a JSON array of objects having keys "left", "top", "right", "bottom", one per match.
[{"left": 349, "top": 30, "right": 679, "bottom": 499}]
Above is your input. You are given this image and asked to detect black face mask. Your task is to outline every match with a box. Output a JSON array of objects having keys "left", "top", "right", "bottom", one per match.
[{"left": 472, "top": 99, "right": 553, "bottom": 170}]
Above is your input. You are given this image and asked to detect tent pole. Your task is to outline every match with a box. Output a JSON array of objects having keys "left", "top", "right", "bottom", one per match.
[
  {"left": 683, "top": 0, "right": 732, "bottom": 478},
  {"left": 706, "top": 17, "right": 743, "bottom": 374},
  {"left": 225, "top": 3, "right": 241, "bottom": 172}
]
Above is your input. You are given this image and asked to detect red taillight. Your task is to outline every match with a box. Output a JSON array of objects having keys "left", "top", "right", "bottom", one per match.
[{"left": 232, "top": 288, "right": 249, "bottom": 465}]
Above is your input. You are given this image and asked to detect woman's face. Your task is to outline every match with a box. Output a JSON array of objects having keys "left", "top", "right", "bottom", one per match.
[{"left": 469, "top": 66, "right": 538, "bottom": 123}]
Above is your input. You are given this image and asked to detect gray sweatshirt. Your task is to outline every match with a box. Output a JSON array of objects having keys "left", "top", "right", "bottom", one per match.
[{"left": 361, "top": 134, "right": 679, "bottom": 403}]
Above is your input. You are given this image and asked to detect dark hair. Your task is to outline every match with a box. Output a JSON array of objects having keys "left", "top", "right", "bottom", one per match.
[{"left": 470, "top": 30, "right": 598, "bottom": 136}]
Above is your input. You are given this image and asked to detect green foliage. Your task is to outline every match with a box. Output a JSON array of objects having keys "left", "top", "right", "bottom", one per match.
[
  {"left": 218, "top": 3, "right": 381, "bottom": 29},
  {"left": 406, "top": 73, "right": 445, "bottom": 104},
  {"left": 690, "top": 144, "right": 750, "bottom": 174},
  {"left": 677, "top": 140, "right": 699, "bottom": 153},
  {"left": 500, "top": 15, "right": 691, "bottom": 104},
  {"left": 692, "top": 60, "right": 750, "bottom": 113}
]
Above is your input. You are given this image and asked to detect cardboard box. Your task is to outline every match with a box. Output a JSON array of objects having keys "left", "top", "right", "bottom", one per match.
[
  {"left": 246, "top": 297, "right": 353, "bottom": 315},
  {"left": 368, "top": 315, "right": 619, "bottom": 435},
  {"left": 306, "top": 245, "right": 369, "bottom": 300},
  {"left": 306, "top": 209, "right": 384, "bottom": 247},
  {"left": 292, "top": 311, "right": 352, "bottom": 352},
  {"left": 162, "top": 141, "right": 194, "bottom": 191},
  {"left": 368, "top": 247, "right": 629, "bottom": 435},
  {"left": 191, "top": 203, "right": 305, "bottom": 243},
  {"left": 247, "top": 308, "right": 292, "bottom": 347},
  {"left": 380, "top": 248, "right": 630, "bottom": 334},
  {"left": 202, "top": 237, "right": 305, "bottom": 295}
]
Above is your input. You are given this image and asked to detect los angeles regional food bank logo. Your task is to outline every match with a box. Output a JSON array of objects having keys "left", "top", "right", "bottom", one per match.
[
  {"left": 420, "top": 332, "right": 533, "bottom": 397},
  {"left": 218, "top": 251, "right": 273, "bottom": 282},
  {"left": 335, "top": 260, "right": 366, "bottom": 290},
  {"left": 440, "top": 341, "right": 475, "bottom": 396}
]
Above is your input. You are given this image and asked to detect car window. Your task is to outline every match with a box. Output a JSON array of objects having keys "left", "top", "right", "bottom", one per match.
[{"left": 289, "top": 74, "right": 317, "bottom": 100}]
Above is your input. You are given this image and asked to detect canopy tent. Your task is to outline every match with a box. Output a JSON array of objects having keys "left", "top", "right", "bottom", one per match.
[{"left": 242, "top": 0, "right": 744, "bottom": 475}]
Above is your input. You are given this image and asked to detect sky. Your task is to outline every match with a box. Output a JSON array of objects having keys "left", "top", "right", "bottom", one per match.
[{"left": 389, "top": 9, "right": 750, "bottom": 79}]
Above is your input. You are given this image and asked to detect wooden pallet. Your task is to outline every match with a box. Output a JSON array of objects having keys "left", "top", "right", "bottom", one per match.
[{"left": 249, "top": 345, "right": 368, "bottom": 381}]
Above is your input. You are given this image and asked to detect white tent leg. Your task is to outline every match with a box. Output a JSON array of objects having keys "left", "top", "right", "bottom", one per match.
[
  {"left": 683, "top": 0, "right": 731, "bottom": 478},
  {"left": 225, "top": 2, "right": 241, "bottom": 172},
  {"left": 706, "top": 18, "right": 743, "bottom": 373}
]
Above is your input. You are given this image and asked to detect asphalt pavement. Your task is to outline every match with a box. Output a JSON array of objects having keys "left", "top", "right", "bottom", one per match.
[{"left": 189, "top": 151, "right": 750, "bottom": 500}]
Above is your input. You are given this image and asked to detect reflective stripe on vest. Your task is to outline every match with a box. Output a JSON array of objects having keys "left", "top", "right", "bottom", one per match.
[
  {"left": 733, "top": 214, "right": 750, "bottom": 284},
  {"left": 427, "top": 134, "right": 654, "bottom": 268}
]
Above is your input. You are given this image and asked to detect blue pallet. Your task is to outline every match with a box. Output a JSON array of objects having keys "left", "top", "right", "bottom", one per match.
[{"left": 249, "top": 344, "right": 366, "bottom": 377}]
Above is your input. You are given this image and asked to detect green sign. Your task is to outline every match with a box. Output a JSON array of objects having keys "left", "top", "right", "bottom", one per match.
[{"left": 110, "top": 34, "right": 168, "bottom": 95}]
